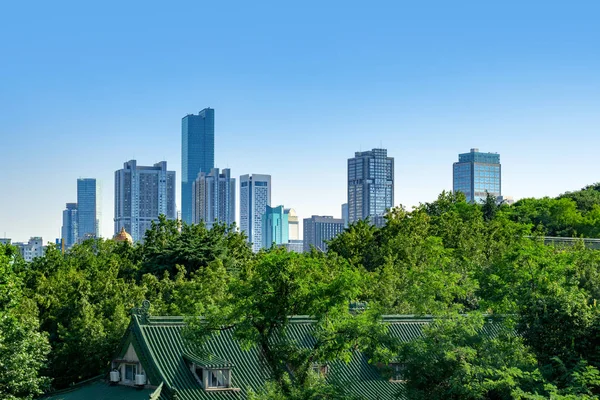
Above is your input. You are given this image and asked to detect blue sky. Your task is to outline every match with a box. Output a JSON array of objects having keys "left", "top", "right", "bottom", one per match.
[{"left": 1, "top": 0, "right": 599, "bottom": 242}]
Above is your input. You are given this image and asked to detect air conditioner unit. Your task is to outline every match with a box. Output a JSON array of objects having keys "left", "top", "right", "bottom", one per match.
[
  {"left": 135, "top": 374, "right": 146, "bottom": 386},
  {"left": 109, "top": 371, "right": 120, "bottom": 382}
]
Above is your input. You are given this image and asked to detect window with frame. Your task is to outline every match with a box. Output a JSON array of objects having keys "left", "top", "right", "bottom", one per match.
[
  {"left": 208, "top": 369, "right": 230, "bottom": 389},
  {"left": 389, "top": 363, "right": 406, "bottom": 382},
  {"left": 311, "top": 363, "right": 329, "bottom": 376},
  {"left": 124, "top": 364, "right": 137, "bottom": 381}
]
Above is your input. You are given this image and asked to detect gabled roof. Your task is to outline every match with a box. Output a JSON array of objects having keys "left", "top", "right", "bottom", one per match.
[{"left": 118, "top": 314, "right": 447, "bottom": 400}]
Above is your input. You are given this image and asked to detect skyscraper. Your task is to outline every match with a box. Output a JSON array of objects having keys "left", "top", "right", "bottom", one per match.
[
  {"left": 347, "top": 148, "right": 394, "bottom": 227},
  {"left": 61, "top": 202, "right": 78, "bottom": 249},
  {"left": 182, "top": 108, "right": 215, "bottom": 225},
  {"left": 341, "top": 203, "right": 348, "bottom": 228},
  {"left": 262, "top": 205, "right": 289, "bottom": 249},
  {"left": 303, "top": 215, "right": 345, "bottom": 253},
  {"left": 77, "top": 178, "right": 98, "bottom": 241},
  {"left": 453, "top": 148, "right": 501, "bottom": 203},
  {"left": 192, "top": 168, "right": 236, "bottom": 229},
  {"left": 114, "top": 160, "right": 176, "bottom": 243},
  {"left": 239, "top": 174, "right": 271, "bottom": 252},
  {"left": 285, "top": 208, "right": 299, "bottom": 240}
]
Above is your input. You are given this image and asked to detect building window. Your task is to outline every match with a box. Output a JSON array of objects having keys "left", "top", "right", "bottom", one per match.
[
  {"left": 209, "top": 369, "right": 229, "bottom": 388},
  {"left": 124, "top": 364, "right": 137, "bottom": 381},
  {"left": 389, "top": 363, "right": 406, "bottom": 382},
  {"left": 311, "top": 363, "right": 329, "bottom": 376}
]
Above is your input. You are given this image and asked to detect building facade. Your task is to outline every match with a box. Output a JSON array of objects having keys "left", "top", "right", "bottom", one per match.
[
  {"left": 347, "top": 148, "right": 394, "bottom": 227},
  {"left": 77, "top": 178, "right": 98, "bottom": 241},
  {"left": 453, "top": 148, "right": 501, "bottom": 203},
  {"left": 192, "top": 168, "right": 235, "bottom": 229},
  {"left": 303, "top": 215, "right": 345, "bottom": 252},
  {"left": 61, "top": 202, "right": 78, "bottom": 249},
  {"left": 114, "top": 160, "right": 176, "bottom": 243},
  {"left": 341, "top": 203, "right": 349, "bottom": 228},
  {"left": 14, "top": 237, "right": 45, "bottom": 262},
  {"left": 262, "top": 205, "right": 289, "bottom": 249},
  {"left": 239, "top": 174, "right": 271, "bottom": 252},
  {"left": 182, "top": 108, "right": 215, "bottom": 225},
  {"left": 285, "top": 208, "right": 299, "bottom": 240},
  {"left": 283, "top": 239, "right": 304, "bottom": 253}
]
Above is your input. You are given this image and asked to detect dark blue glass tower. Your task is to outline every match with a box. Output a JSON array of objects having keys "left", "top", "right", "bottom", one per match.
[
  {"left": 181, "top": 108, "right": 215, "bottom": 224},
  {"left": 453, "top": 148, "right": 501, "bottom": 203},
  {"left": 77, "top": 178, "right": 97, "bottom": 241}
]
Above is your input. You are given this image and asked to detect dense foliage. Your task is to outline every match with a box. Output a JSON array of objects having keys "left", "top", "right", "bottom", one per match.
[{"left": 4, "top": 183, "right": 600, "bottom": 399}]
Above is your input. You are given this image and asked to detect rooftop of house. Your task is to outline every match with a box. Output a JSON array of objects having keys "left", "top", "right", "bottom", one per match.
[{"left": 41, "top": 307, "right": 504, "bottom": 400}]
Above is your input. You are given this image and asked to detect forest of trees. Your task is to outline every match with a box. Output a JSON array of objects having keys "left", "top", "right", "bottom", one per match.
[{"left": 4, "top": 184, "right": 600, "bottom": 399}]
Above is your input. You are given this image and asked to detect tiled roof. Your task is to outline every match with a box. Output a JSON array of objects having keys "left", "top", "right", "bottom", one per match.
[
  {"left": 121, "top": 315, "right": 439, "bottom": 400},
  {"left": 42, "top": 379, "right": 153, "bottom": 400}
]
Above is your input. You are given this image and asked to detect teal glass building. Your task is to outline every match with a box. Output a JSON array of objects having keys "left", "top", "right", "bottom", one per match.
[
  {"left": 453, "top": 148, "right": 501, "bottom": 203},
  {"left": 261, "top": 205, "right": 289, "bottom": 249},
  {"left": 182, "top": 108, "right": 215, "bottom": 225}
]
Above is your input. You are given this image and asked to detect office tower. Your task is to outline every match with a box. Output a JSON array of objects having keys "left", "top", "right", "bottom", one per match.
[
  {"left": 262, "top": 205, "right": 289, "bottom": 249},
  {"left": 341, "top": 203, "right": 348, "bottom": 228},
  {"left": 285, "top": 208, "right": 299, "bottom": 240},
  {"left": 192, "top": 168, "right": 236, "bottom": 229},
  {"left": 303, "top": 215, "right": 345, "bottom": 253},
  {"left": 114, "top": 160, "right": 176, "bottom": 243},
  {"left": 453, "top": 148, "right": 501, "bottom": 203},
  {"left": 61, "top": 202, "right": 78, "bottom": 249},
  {"left": 239, "top": 174, "right": 271, "bottom": 252},
  {"left": 182, "top": 108, "right": 215, "bottom": 225},
  {"left": 14, "top": 237, "right": 45, "bottom": 262},
  {"left": 77, "top": 178, "right": 98, "bottom": 241},
  {"left": 347, "top": 148, "right": 394, "bottom": 227}
]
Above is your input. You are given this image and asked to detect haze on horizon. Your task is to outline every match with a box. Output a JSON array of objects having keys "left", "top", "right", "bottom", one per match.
[{"left": 1, "top": 0, "right": 599, "bottom": 243}]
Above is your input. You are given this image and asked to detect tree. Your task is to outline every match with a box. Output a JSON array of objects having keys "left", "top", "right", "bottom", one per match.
[
  {"left": 0, "top": 244, "right": 50, "bottom": 399},
  {"left": 185, "top": 248, "right": 389, "bottom": 397},
  {"left": 397, "top": 312, "right": 544, "bottom": 400}
]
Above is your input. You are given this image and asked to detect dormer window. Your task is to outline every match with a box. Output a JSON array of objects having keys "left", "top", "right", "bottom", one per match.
[
  {"left": 183, "top": 351, "right": 239, "bottom": 392},
  {"left": 311, "top": 363, "right": 329, "bottom": 377},
  {"left": 389, "top": 363, "right": 406, "bottom": 383}
]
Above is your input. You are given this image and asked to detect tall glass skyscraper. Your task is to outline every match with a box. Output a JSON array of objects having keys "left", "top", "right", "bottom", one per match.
[
  {"left": 182, "top": 108, "right": 215, "bottom": 225},
  {"left": 61, "top": 203, "right": 78, "bottom": 249},
  {"left": 114, "top": 160, "right": 176, "bottom": 243},
  {"left": 239, "top": 174, "right": 271, "bottom": 252},
  {"left": 347, "top": 148, "right": 394, "bottom": 227},
  {"left": 77, "top": 178, "right": 98, "bottom": 241},
  {"left": 453, "top": 148, "right": 501, "bottom": 203},
  {"left": 192, "top": 168, "right": 235, "bottom": 229}
]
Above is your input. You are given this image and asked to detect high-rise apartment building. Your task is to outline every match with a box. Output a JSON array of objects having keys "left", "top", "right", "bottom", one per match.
[
  {"left": 182, "top": 108, "right": 215, "bottom": 225},
  {"left": 303, "top": 215, "right": 345, "bottom": 253},
  {"left": 285, "top": 208, "right": 299, "bottom": 240},
  {"left": 453, "top": 148, "right": 501, "bottom": 203},
  {"left": 347, "top": 148, "right": 394, "bottom": 227},
  {"left": 114, "top": 160, "right": 176, "bottom": 243},
  {"left": 192, "top": 168, "right": 235, "bottom": 229},
  {"left": 240, "top": 174, "right": 271, "bottom": 252},
  {"left": 262, "top": 205, "right": 289, "bottom": 249},
  {"left": 77, "top": 178, "right": 98, "bottom": 241},
  {"left": 61, "top": 202, "right": 78, "bottom": 249}
]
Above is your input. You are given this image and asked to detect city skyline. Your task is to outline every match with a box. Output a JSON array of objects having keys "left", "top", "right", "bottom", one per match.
[{"left": 2, "top": 1, "right": 600, "bottom": 242}]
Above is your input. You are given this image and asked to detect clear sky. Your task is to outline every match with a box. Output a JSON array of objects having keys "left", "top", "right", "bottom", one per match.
[{"left": 1, "top": 0, "right": 599, "bottom": 242}]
